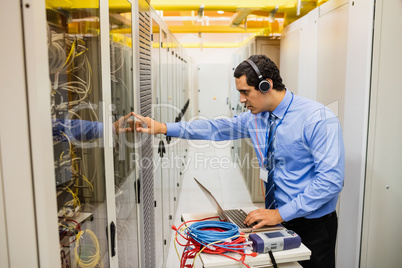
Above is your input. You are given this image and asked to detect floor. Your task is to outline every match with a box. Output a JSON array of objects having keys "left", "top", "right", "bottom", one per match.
[{"left": 165, "top": 140, "right": 264, "bottom": 268}]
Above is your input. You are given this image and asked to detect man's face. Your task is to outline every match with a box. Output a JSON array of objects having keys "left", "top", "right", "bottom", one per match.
[{"left": 236, "top": 75, "right": 269, "bottom": 114}]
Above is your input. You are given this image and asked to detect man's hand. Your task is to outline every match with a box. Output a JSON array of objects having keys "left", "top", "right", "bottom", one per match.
[
  {"left": 133, "top": 113, "right": 167, "bottom": 135},
  {"left": 244, "top": 208, "right": 283, "bottom": 230},
  {"left": 113, "top": 112, "right": 135, "bottom": 134}
]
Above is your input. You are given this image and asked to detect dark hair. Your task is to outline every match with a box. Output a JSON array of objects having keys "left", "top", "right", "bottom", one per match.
[{"left": 234, "top": 55, "right": 285, "bottom": 91}]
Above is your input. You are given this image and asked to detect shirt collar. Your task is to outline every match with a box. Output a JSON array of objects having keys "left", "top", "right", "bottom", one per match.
[{"left": 272, "top": 89, "right": 292, "bottom": 120}]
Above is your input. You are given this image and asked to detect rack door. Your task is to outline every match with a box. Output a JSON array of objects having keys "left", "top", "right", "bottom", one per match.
[
  {"left": 46, "top": 2, "right": 112, "bottom": 267},
  {"left": 109, "top": 1, "right": 140, "bottom": 267}
]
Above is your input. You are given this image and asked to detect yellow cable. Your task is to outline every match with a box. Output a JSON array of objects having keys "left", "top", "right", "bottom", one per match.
[
  {"left": 64, "top": 39, "right": 76, "bottom": 67},
  {"left": 81, "top": 174, "right": 94, "bottom": 192},
  {"left": 60, "top": 223, "right": 75, "bottom": 232},
  {"left": 60, "top": 131, "right": 81, "bottom": 197},
  {"left": 65, "top": 186, "right": 81, "bottom": 209},
  {"left": 74, "top": 47, "right": 87, "bottom": 58},
  {"left": 74, "top": 229, "right": 100, "bottom": 268},
  {"left": 174, "top": 230, "right": 181, "bottom": 262}
]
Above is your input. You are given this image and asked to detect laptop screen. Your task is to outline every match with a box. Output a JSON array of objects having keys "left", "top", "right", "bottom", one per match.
[{"left": 193, "top": 178, "right": 228, "bottom": 222}]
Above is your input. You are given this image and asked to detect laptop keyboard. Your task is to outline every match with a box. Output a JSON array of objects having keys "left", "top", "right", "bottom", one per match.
[{"left": 224, "top": 209, "right": 257, "bottom": 229}]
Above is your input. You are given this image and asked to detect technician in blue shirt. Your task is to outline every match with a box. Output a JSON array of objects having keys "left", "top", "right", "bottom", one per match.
[{"left": 135, "top": 55, "right": 344, "bottom": 268}]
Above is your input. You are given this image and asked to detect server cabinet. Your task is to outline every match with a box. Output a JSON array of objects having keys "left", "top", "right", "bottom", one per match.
[
  {"left": 136, "top": 1, "right": 157, "bottom": 267},
  {"left": 337, "top": 0, "right": 374, "bottom": 266},
  {"left": 109, "top": 2, "right": 140, "bottom": 267},
  {"left": 3, "top": 0, "right": 190, "bottom": 267},
  {"left": 159, "top": 29, "right": 172, "bottom": 262},
  {"left": 173, "top": 46, "right": 179, "bottom": 209},
  {"left": 171, "top": 47, "right": 181, "bottom": 215},
  {"left": 150, "top": 17, "right": 165, "bottom": 268},
  {"left": 166, "top": 36, "right": 176, "bottom": 231},
  {"left": 361, "top": 0, "right": 402, "bottom": 266},
  {"left": 43, "top": 2, "right": 115, "bottom": 267},
  {"left": 150, "top": 9, "right": 191, "bottom": 266},
  {"left": 170, "top": 47, "right": 177, "bottom": 219},
  {"left": 6, "top": 0, "right": 147, "bottom": 267},
  {"left": 0, "top": 2, "right": 48, "bottom": 266}
]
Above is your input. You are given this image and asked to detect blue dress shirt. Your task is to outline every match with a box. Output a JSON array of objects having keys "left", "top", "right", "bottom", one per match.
[{"left": 166, "top": 89, "right": 345, "bottom": 222}]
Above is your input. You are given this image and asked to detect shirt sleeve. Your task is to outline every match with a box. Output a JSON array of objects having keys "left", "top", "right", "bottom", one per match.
[
  {"left": 278, "top": 108, "right": 345, "bottom": 221},
  {"left": 53, "top": 119, "right": 103, "bottom": 141},
  {"left": 165, "top": 113, "right": 251, "bottom": 141}
]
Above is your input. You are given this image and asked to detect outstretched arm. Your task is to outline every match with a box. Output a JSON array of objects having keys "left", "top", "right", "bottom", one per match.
[{"left": 133, "top": 113, "right": 167, "bottom": 135}]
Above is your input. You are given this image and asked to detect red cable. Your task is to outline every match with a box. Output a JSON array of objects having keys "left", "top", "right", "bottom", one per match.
[
  {"left": 65, "top": 218, "right": 81, "bottom": 231},
  {"left": 173, "top": 218, "right": 257, "bottom": 268}
]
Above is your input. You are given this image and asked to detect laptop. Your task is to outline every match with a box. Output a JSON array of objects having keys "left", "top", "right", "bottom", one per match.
[{"left": 194, "top": 178, "right": 282, "bottom": 233}]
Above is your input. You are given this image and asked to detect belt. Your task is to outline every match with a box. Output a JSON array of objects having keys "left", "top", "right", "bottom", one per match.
[{"left": 282, "top": 211, "right": 336, "bottom": 227}]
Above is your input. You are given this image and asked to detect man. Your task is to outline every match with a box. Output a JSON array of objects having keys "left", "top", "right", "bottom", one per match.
[{"left": 134, "top": 55, "right": 344, "bottom": 268}]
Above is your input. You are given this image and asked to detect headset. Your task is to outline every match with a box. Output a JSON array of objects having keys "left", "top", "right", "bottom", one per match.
[{"left": 245, "top": 58, "right": 272, "bottom": 93}]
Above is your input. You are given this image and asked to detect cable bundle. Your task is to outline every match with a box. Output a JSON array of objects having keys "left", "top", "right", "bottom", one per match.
[
  {"left": 172, "top": 217, "right": 257, "bottom": 268},
  {"left": 74, "top": 229, "right": 102, "bottom": 268}
]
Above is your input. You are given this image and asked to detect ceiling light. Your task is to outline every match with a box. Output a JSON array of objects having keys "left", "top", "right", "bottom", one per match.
[{"left": 217, "top": 11, "right": 224, "bottom": 14}]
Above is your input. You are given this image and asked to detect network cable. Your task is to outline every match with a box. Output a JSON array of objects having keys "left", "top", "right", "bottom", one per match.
[
  {"left": 74, "top": 229, "right": 101, "bottom": 268},
  {"left": 172, "top": 217, "right": 257, "bottom": 268}
]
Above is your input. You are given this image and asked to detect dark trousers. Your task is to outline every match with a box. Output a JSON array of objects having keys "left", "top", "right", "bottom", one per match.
[{"left": 282, "top": 211, "right": 338, "bottom": 268}]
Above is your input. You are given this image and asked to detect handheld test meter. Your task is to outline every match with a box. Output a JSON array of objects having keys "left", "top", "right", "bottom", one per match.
[{"left": 249, "top": 229, "right": 301, "bottom": 253}]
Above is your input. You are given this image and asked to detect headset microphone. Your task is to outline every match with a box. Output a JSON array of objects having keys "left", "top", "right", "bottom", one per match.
[{"left": 245, "top": 59, "right": 271, "bottom": 93}]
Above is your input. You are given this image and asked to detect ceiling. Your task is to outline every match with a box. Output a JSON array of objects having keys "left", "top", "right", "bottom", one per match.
[
  {"left": 151, "top": 0, "right": 329, "bottom": 35},
  {"left": 45, "top": 0, "right": 329, "bottom": 48}
]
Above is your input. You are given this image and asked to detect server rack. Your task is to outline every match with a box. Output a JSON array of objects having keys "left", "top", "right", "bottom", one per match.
[
  {"left": 150, "top": 8, "right": 190, "bottom": 266},
  {"left": 1, "top": 0, "right": 191, "bottom": 267},
  {"left": 150, "top": 16, "right": 164, "bottom": 268}
]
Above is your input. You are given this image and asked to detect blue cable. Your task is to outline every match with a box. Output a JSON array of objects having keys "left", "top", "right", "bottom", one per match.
[{"left": 185, "top": 221, "right": 249, "bottom": 251}]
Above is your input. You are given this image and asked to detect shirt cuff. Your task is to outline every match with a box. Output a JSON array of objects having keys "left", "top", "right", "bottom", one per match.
[
  {"left": 165, "top": 122, "right": 180, "bottom": 137},
  {"left": 278, "top": 202, "right": 296, "bottom": 222}
]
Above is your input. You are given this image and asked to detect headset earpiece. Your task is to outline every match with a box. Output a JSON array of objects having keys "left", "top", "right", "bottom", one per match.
[
  {"left": 245, "top": 59, "right": 271, "bottom": 93},
  {"left": 258, "top": 80, "right": 271, "bottom": 93}
]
